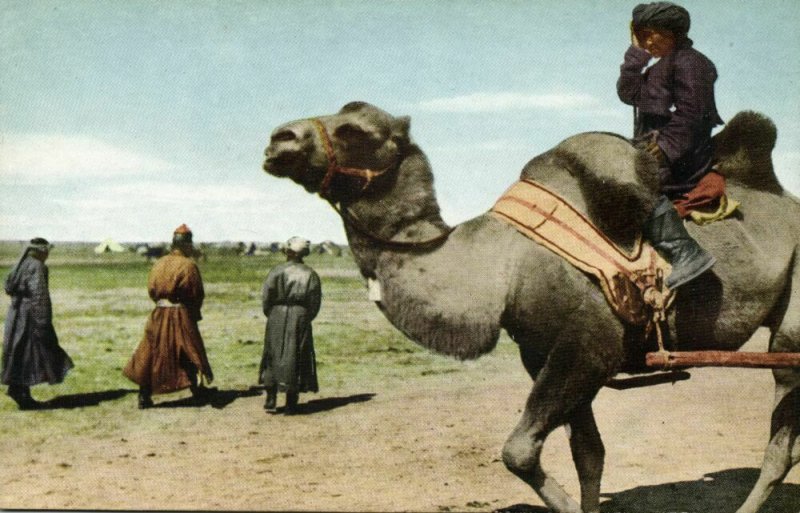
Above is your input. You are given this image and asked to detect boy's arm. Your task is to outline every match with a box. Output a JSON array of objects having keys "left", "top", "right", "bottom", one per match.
[{"left": 656, "top": 53, "right": 717, "bottom": 163}]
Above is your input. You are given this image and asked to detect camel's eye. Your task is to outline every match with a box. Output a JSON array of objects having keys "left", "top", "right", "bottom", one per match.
[{"left": 334, "top": 123, "right": 373, "bottom": 145}]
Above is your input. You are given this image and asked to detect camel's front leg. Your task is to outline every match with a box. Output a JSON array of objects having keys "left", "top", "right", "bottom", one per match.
[
  {"left": 567, "top": 404, "right": 604, "bottom": 513},
  {"left": 503, "top": 413, "right": 583, "bottom": 513},
  {"left": 502, "top": 359, "right": 608, "bottom": 513},
  {"left": 737, "top": 273, "right": 800, "bottom": 513}
]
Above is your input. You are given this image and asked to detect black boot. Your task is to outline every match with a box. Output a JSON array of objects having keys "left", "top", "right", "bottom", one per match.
[
  {"left": 8, "top": 385, "right": 40, "bottom": 410},
  {"left": 284, "top": 391, "right": 299, "bottom": 415},
  {"left": 264, "top": 386, "right": 277, "bottom": 412},
  {"left": 189, "top": 383, "right": 213, "bottom": 405},
  {"left": 188, "top": 368, "right": 215, "bottom": 405},
  {"left": 644, "top": 196, "right": 716, "bottom": 289},
  {"left": 138, "top": 387, "right": 153, "bottom": 409}
]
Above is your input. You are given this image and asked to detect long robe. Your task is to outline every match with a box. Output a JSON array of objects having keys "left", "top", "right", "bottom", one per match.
[
  {"left": 258, "top": 260, "right": 321, "bottom": 394},
  {"left": 2, "top": 254, "right": 73, "bottom": 386},
  {"left": 123, "top": 250, "right": 213, "bottom": 394}
]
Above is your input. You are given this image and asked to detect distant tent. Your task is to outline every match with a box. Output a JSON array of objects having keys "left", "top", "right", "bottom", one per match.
[
  {"left": 315, "top": 240, "right": 343, "bottom": 257},
  {"left": 94, "top": 239, "right": 126, "bottom": 254}
]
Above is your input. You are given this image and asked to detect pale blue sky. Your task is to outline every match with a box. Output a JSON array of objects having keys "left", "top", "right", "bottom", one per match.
[{"left": 2, "top": 0, "right": 798, "bottom": 243}]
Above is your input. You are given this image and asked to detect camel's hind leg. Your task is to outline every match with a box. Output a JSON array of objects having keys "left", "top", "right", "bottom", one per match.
[
  {"left": 736, "top": 372, "right": 800, "bottom": 513},
  {"left": 736, "top": 258, "right": 800, "bottom": 513}
]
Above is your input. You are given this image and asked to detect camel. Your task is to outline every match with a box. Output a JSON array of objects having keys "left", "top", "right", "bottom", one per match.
[{"left": 261, "top": 101, "right": 800, "bottom": 513}]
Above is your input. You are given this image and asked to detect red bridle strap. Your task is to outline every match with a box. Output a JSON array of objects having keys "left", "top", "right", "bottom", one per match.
[{"left": 311, "top": 118, "right": 392, "bottom": 199}]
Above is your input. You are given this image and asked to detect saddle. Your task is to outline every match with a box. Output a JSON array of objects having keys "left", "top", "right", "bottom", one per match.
[{"left": 491, "top": 179, "right": 673, "bottom": 326}]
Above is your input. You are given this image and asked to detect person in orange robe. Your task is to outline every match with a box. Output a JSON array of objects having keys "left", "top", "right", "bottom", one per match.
[{"left": 124, "top": 224, "right": 214, "bottom": 409}]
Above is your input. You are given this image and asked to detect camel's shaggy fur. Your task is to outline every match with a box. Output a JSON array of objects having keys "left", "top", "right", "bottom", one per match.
[{"left": 263, "top": 102, "right": 800, "bottom": 513}]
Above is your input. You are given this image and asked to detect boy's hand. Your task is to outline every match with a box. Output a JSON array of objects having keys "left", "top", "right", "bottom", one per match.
[
  {"left": 630, "top": 21, "right": 641, "bottom": 48},
  {"left": 645, "top": 139, "right": 667, "bottom": 165}
]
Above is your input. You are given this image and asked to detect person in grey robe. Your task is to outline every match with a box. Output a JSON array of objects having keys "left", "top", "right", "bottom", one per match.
[
  {"left": 2, "top": 238, "right": 73, "bottom": 409},
  {"left": 258, "top": 236, "right": 322, "bottom": 414}
]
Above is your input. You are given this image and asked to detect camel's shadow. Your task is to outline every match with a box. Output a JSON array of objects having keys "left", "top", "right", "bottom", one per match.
[
  {"left": 496, "top": 468, "right": 800, "bottom": 513},
  {"left": 273, "top": 393, "right": 376, "bottom": 415},
  {"left": 598, "top": 468, "right": 800, "bottom": 513},
  {"left": 36, "top": 388, "right": 137, "bottom": 409},
  {"left": 155, "top": 386, "right": 263, "bottom": 410},
  {"left": 494, "top": 505, "right": 549, "bottom": 513}
]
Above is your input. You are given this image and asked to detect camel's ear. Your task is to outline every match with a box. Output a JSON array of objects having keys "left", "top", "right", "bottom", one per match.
[{"left": 393, "top": 116, "right": 411, "bottom": 139}]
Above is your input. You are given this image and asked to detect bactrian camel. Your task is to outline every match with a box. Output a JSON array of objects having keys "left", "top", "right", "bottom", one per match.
[{"left": 262, "top": 101, "right": 800, "bottom": 513}]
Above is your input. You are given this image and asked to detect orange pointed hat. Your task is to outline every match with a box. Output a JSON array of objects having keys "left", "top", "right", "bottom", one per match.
[{"left": 172, "top": 224, "right": 193, "bottom": 244}]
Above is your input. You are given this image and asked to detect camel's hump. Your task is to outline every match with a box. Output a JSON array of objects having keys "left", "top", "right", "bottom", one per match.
[
  {"left": 713, "top": 111, "right": 782, "bottom": 193},
  {"left": 519, "top": 132, "right": 659, "bottom": 251}
]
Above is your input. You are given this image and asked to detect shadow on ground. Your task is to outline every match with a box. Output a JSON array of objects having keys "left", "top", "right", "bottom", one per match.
[
  {"left": 496, "top": 469, "right": 800, "bottom": 513},
  {"left": 494, "top": 504, "right": 549, "bottom": 513},
  {"left": 273, "top": 393, "right": 376, "bottom": 415},
  {"left": 599, "top": 468, "right": 800, "bottom": 513},
  {"left": 155, "top": 386, "right": 263, "bottom": 409},
  {"left": 606, "top": 370, "right": 691, "bottom": 390},
  {"left": 38, "top": 388, "right": 137, "bottom": 409}
]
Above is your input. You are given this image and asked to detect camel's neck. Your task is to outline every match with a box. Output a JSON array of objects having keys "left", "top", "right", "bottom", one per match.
[
  {"left": 342, "top": 145, "right": 451, "bottom": 278},
  {"left": 334, "top": 145, "right": 504, "bottom": 361}
]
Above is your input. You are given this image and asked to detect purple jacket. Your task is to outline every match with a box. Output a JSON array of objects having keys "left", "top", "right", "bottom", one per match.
[{"left": 617, "top": 38, "right": 723, "bottom": 194}]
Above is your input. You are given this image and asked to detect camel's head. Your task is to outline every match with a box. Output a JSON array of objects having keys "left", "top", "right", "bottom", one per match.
[{"left": 263, "top": 101, "right": 411, "bottom": 202}]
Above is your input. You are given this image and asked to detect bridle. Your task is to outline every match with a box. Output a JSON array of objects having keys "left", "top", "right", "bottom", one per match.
[
  {"left": 311, "top": 118, "right": 393, "bottom": 201},
  {"left": 310, "top": 117, "right": 454, "bottom": 251}
]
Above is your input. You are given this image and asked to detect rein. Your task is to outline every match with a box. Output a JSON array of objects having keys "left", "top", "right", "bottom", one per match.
[
  {"left": 311, "top": 118, "right": 392, "bottom": 200},
  {"left": 328, "top": 201, "right": 454, "bottom": 251}
]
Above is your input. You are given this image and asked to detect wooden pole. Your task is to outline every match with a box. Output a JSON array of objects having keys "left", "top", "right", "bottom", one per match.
[{"left": 646, "top": 351, "right": 800, "bottom": 369}]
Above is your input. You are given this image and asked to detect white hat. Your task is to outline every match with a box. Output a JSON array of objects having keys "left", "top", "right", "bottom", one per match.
[{"left": 285, "top": 236, "right": 310, "bottom": 254}]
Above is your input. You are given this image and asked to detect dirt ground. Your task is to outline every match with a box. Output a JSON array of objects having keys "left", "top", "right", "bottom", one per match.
[{"left": 2, "top": 331, "right": 799, "bottom": 513}]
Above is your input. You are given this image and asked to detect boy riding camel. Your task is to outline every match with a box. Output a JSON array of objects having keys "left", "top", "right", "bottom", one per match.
[{"left": 617, "top": 1, "right": 723, "bottom": 288}]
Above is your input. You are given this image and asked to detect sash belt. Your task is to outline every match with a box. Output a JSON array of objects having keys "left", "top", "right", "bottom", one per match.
[{"left": 156, "top": 299, "right": 184, "bottom": 308}]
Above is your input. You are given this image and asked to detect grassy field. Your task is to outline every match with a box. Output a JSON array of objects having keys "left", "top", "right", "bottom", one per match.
[
  {"left": 0, "top": 240, "right": 518, "bottom": 420},
  {"left": 0, "top": 241, "right": 521, "bottom": 510},
  {"left": 3, "top": 242, "right": 800, "bottom": 512}
]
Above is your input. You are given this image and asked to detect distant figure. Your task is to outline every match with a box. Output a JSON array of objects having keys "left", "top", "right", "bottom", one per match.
[
  {"left": 259, "top": 236, "right": 321, "bottom": 414},
  {"left": 2, "top": 238, "right": 73, "bottom": 410},
  {"left": 139, "top": 244, "right": 167, "bottom": 261},
  {"left": 124, "top": 224, "right": 214, "bottom": 409},
  {"left": 616, "top": 1, "right": 721, "bottom": 288}
]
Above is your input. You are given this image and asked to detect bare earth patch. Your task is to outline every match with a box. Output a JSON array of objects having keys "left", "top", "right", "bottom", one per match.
[{"left": 1, "top": 331, "right": 799, "bottom": 512}]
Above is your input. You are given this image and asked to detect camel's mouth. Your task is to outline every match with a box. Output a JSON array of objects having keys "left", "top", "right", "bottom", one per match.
[
  {"left": 263, "top": 154, "right": 323, "bottom": 194},
  {"left": 262, "top": 146, "right": 310, "bottom": 177},
  {"left": 262, "top": 154, "right": 294, "bottom": 177}
]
